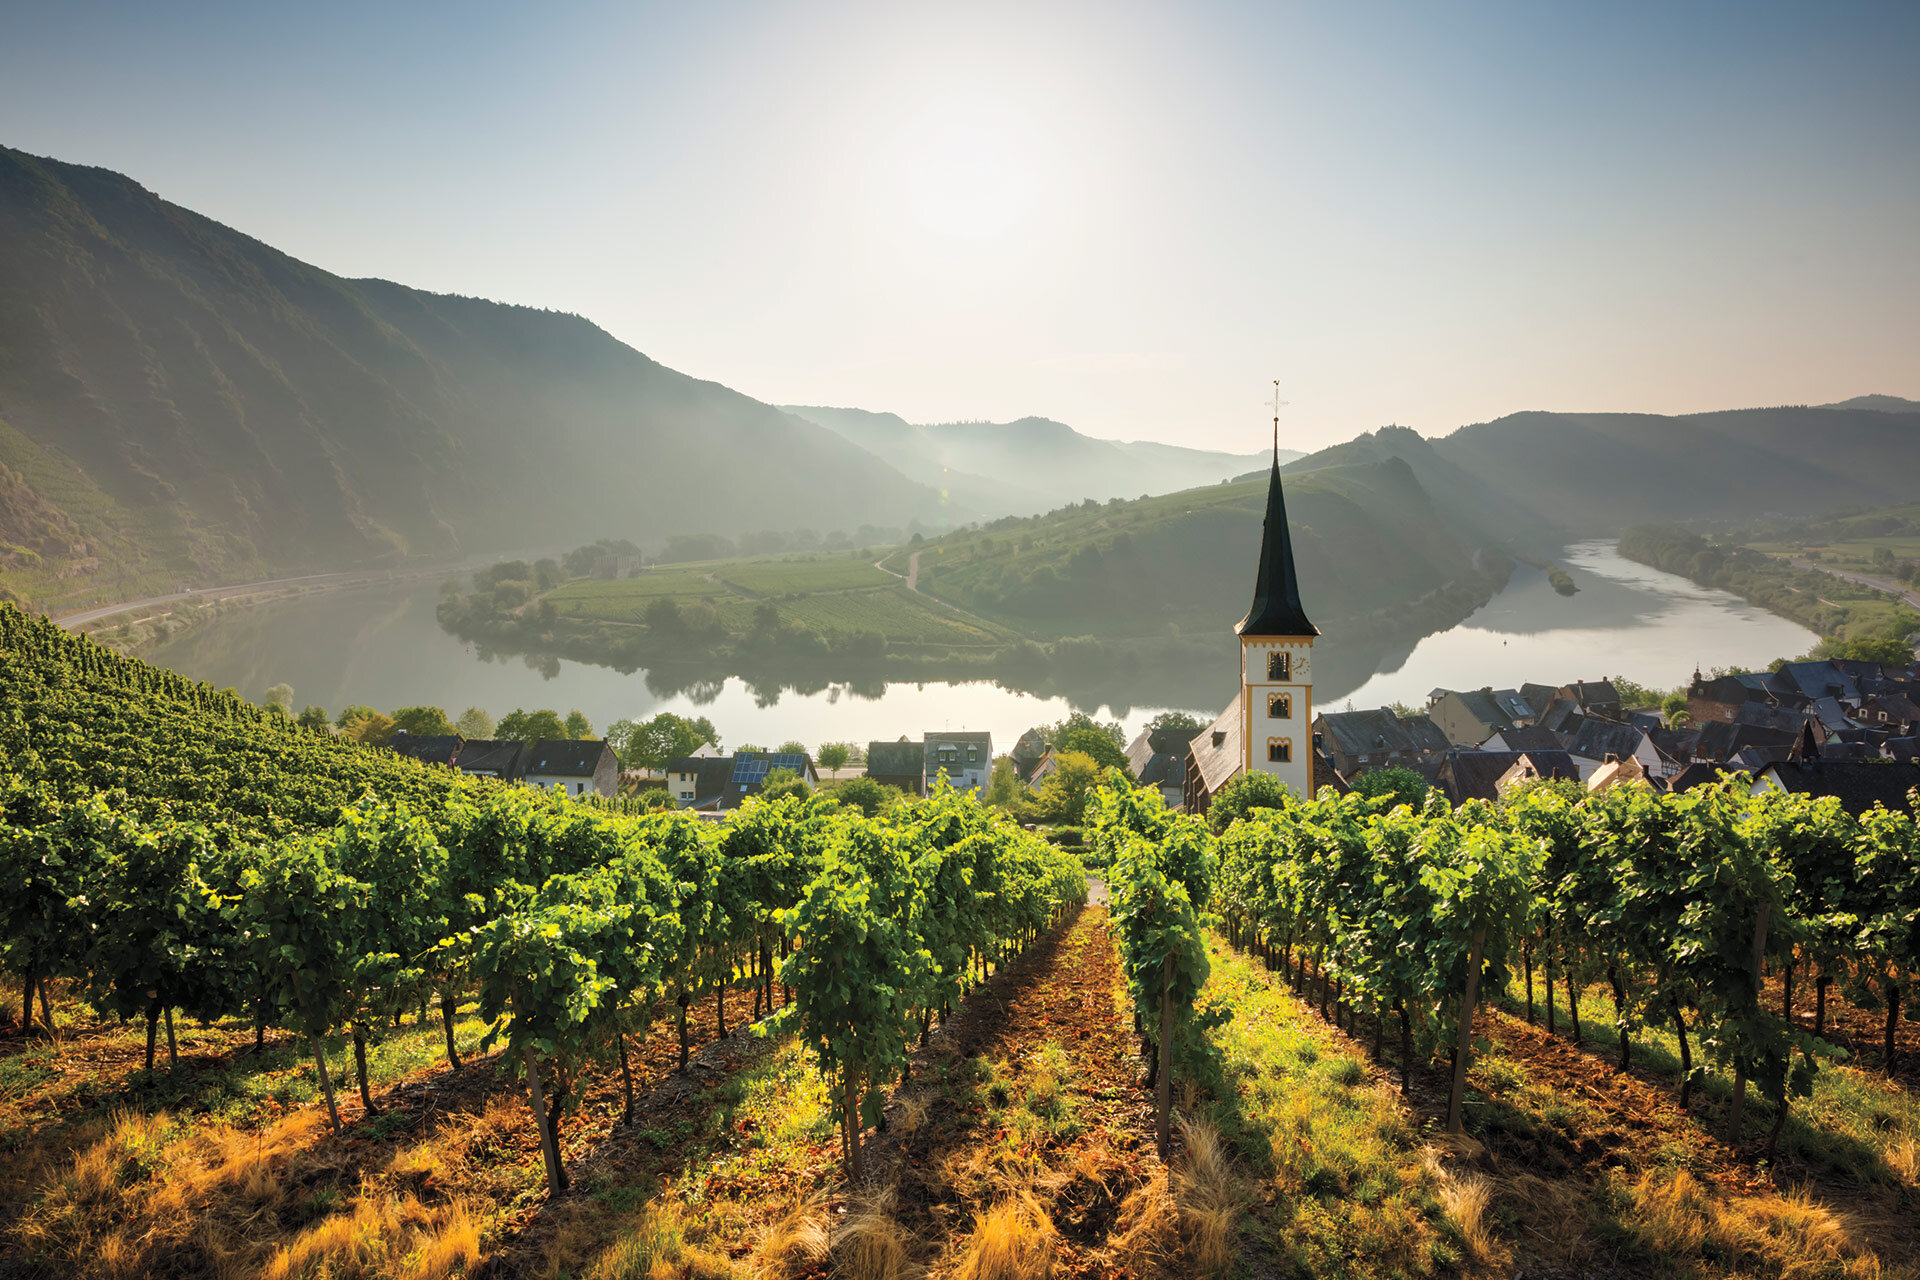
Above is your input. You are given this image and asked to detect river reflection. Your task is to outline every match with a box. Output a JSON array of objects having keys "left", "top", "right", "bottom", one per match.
[{"left": 142, "top": 541, "right": 1818, "bottom": 749}]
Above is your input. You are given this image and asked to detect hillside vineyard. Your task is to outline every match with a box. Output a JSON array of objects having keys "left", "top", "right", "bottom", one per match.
[{"left": 0, "top": 604, "right": 1086, "bottom": 1194}]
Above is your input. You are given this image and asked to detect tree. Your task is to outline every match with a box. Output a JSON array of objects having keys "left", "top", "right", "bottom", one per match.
[
  {"left": 817, "top": 743, "right": 852, "bottom": 771},
  {"left": 1350, "top": 766, "right": 1430, "bottom": 812},
  {"left": 341, "top": 710, "right": 396, "bottom": 745},
  {"left": 832, "top": 776, "right": 899, "bottom": 817},
  {"left": 606, "top": 713, "right": 718, "bottom": 769},
  {"left": 263, "top": 683, "right": 294, "bottom": 716},
  {"left": 296, "top": 705, "right": 331, "bottom": 732},
  {"left": 1054, "top": 725, "right": 1131, "bottom": 777},
  {"left": 455, "top": 707, "right": 496, "bottom": 739},
  {"left": 1145, "top": 710, "right": 1202, "bottom": 732},
  {"left": 334, "top": 704, "right": 379, "bottom": 729},
  {"left": 1816, "top": 632, "right": 1919, "bottom": 666},
  {"left": 777, "top": 739, "right": 808, "bottom": 756},
  {"left": 1031, "top": 751, "right": 1103, "bottom": 825},
  {"left": 391, "top": 706, "right": 455, "bottom": 737},
  {"left": 986, "top": 756, "right": 1031, "bottom": 811},
  {"left": 1661, "top": 691, "right": 1690, "bottom": 721},
  {"left": 564, "top": 710, "right": 594, "bottom": 740},
  {"left": 498, "top": 709, "right": 568, "bottom": 742},
  {"left": 1206, "top": 770, "right": 1297, "bottom": 833},
  {"left": 759, "top": 767, "right": 811, "bottom": 802}
]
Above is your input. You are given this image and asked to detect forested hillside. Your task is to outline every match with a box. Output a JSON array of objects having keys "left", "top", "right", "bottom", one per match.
[{"left": 0, "top": 147, "right": 943, "bottom": 611}]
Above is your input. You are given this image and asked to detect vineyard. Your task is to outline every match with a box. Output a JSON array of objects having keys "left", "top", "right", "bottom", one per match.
[{"left": 5, "top": 599, "right": 1920, "bottom": 1277}]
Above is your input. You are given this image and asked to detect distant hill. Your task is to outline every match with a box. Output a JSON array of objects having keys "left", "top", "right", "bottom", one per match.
[
  {"left": 905, "top": 455, "right": 1493, "bottom": 640},
  {"left": 1818, "top": 394, "right": 1920, "bottom": 413},
  {"left": 0, "top": 146, "right": 946, "bottom": 610},
  {"left": 782, "top": 404, "right": 1285, "bottom": 516},
  {"left": 1430, "top": 406, "right": 1920, "bottom": 536}
]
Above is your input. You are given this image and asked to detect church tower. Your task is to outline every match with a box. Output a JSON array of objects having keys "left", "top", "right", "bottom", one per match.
[{"left": 1236, "top": 406, "right": 1317, "bottom": 797}]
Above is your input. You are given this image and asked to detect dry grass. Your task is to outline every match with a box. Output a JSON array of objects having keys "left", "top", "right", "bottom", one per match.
[
  {"left": 833, "top": 1186, "right": 919, "bottom": 1280},
  {"left": 1887, "top": 1138, "right": 1920, "bottom": 1190},
  {"left": 1101, "top": 1120, "right": 1242, "bottom": 1278},
  {"left": 1628, "top": 1170, "right": 1888, "bottom": 1280},
  {"left": 1421, "top": 1141, "right": 1498, "bottom": 1270},
  {"left": 750, "top": 1194, "right": 830, "bottom": 1279},
  {"left": 949, "top": 1192, "right": 1056, "bottom": 1280},
  {"left": 580, "top": 1202, "right": 732, "bottom": 1280}
]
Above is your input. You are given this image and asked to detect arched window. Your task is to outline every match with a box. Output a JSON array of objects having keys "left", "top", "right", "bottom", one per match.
[
  {"left": 1266, "top": 650, "right": 1291, "bottom": 680},
  {"left": 1268, "top": 693, "right": 1291, "bottom": 719},
  {"left": 1267, "top": 738, "right": 1292, "bottom": 763}
]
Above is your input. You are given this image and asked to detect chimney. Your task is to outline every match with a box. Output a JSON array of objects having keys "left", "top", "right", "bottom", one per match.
[{"left": 1212, "top": 730, "right": 1226, "bottom": 748}]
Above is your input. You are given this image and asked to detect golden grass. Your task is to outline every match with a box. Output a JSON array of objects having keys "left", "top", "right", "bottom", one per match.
[
  {"left": 833, "top": 1186, "right": 918, "bottom": 1280},
  {"left": 580, "top": 1201, "right": 733, "bottom": 1280},
  {"left": 1628, "top": 1170, "right": 1887, "bottom": 1280},
  {"left": 1170, "top": 1119, "right": 1239, "bottom": 1275},
  {"left": 750, "top": 1194, "right": 830, "bottom": 1279},
  {"left": 950, "top": 1192, "right": 1056, "bottom": 1280},
  {"left": 1421, "top": 1143, "right": 1497, "bottom": 1269}
]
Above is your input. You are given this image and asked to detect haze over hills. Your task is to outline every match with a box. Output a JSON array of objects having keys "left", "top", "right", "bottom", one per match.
[
  {"left": 781, "top": 404, "right": 1288, "bottom": 516},
  {"left": 0, "top": 146, "right": 948, "bottom": 606}
]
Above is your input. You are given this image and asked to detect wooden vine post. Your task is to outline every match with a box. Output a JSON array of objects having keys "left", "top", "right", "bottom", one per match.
[
  {"left": 311, "top": 1034, "right": 343, "bottom": 1132},
  {"left": 525, "top": 1048, "right": 568, "bottom": 1197},
  {"left": 1727, "top": 901, "right": 1771, "bottom": 1146},
  {"left": 1446, "top": 926, "right": 1489, "bottom": 1134},
  {"left": 1156, "top": 951, "right": 1174, "bottom": 1159}
]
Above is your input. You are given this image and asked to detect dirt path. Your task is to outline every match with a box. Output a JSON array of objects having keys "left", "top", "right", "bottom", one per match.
[{"left": 863, "top": 905, "right": 1160, "bottom": 1274}]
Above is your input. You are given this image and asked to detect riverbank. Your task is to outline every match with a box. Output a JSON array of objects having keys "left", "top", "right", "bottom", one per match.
[{"left": 1617, "top": 524, "right": 1920, "bottom": 647}]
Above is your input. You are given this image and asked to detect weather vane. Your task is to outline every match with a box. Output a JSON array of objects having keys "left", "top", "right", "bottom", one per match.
[{"left": 1271, "top": 380, "right": 1289, "bottom": 462}]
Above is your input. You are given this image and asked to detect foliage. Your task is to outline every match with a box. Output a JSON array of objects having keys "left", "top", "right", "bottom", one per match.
[
  {"left": 1349, "top": 766, "right": 1430, "bottom": 812},
  {"left": 498, "top": 709, "right": 568, "bottom": 742},
  {"left": 830, "top": 775, "right": 900, "bottom": 817},
  {"left": 1145, "top": 710, "right": 1202, "bottom": 731},
  {"left": 815, "top": 743, "right": 851, "bottom": 771},
  {"left": 564, "top": 710, "right": 594, "bottom": 740},
  {"left": 1204, "top": 770, "right": 1297, "bottom": 834},
  {"left": 759, "top": 768, "right": 811, "bottom": 802},
  {"left": 391, "top": 706, "right": 455, "bottom": 737},
  {"left": 1028, "top": 751, "right": 1103, "bottom": 825},
  {"left": 341, "top": 710, "right": 396, "bottom": 745},
  {"left": 454, "top": 706, "right": 496, "bottom": 739},
  {"left": 607, "top": 712, "right": 719, "bottom": 769},
  {"left": 262, "top": 683, "right": 294, "bottom": 716}
]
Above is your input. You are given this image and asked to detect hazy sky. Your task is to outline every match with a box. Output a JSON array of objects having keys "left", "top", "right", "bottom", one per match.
[{"left": 5, "top": 1, "right": 1916, "bottom": 453}]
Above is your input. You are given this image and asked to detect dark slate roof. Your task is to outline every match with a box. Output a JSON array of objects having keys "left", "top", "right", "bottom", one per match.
[
  {"left": 1491, "top": 689, "right": 1537, "bottom": 723},
  {"left": 1191, "top": 692, "right": 1245, "bottom": 795},
  {"left": 1809, "top": 696, "right": 1855, "bottom": 733},
  {"left": 1317, "top": 708, "right": 1436, "bottom": 759},
  {"left": 1313, "top": 750, "right": 1349, "bottom": 795},
  {"left": 1564, "top": 679, "right": 1622, "bottom": 710},
  {"left": 1566, "top": 718, "right": 1649, "bottom": 764},
  {"left": 1538, "top": 699, "right": 1587, "bottom": 736},
  {"left": 455, "top": 739, "right": 526, "bottom": 778},
  {"left": 1438, "top": 749, "right": 1578, "bottom": 804},
  {"left": 1649, "top": 726, "right": 1702, "bottom": 762},
  {"left": 668, "top": 756, "right": 736, "bottom": 804},
  {"left": 1127, "top": 727, "right": 1199, "bottom": 787},
  {"left": 1670, "top": 761, "right": 1743, "bottom": 793},
  {"left": 1518, "top": 683, "right": 1561, "bottom": 717},
  {"left": 1886, "top": 736, "right": 1920, "bottom": 763},
  {"left": 1448, "top": 688, "right": 1521, "bottom": 732},
  {"left": 1779, "top": 661, "right": 1861, "bottom": 704},
  {"left": 1760, "top": 760, "right": 1920, "bottom": 815},
  {"left": 1485, "top": 724, "right": 1564, "bottom": 753},
  {"left": 388, "top": 733, "right": 464, "bottom": 766},
  {"left": 1692, "top": 721, "right": 1797, "bottom": 761},
  {"left": 866, "top": 739, "right": 925, "bottom": 777},
  {"left": 1734, "top": 701, "right": 1814, "bottom": 734},
  {"left": 521, "top": 739, "right": 614, "bottom": 778},
  {"left": 1010, "top": 727, "right": 1049, "bottom": 762},
  {"left": 925, "top": 731, "right": 992, "bottom": 775},
  {"left": 1237, "top": 461, "right": 1318, "bottom": 637},
  {"left": 1627, "top": 711, "right": 1665, "bottom": 734}
]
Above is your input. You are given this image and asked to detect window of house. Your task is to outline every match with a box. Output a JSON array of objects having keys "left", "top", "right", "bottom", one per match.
[
  {"left": 1267, "top": 650, "right": 1291, "bottom": 680},
  {"left": 1268, "top": 738, "right": 1292, "bottom": 763},
  {"left": 680, "top": 790, "right": 693, "bottom": 800},
  {"left": 576, "top": 783, "right": 584, "bottom": 795},
  {"left": 1268, "top": 693, "right": 1291, "bottom": 719}
]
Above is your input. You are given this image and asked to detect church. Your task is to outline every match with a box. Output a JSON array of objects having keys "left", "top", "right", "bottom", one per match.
[{"left": 1183, "top": 446, "right": 1323, "bottom": 813}]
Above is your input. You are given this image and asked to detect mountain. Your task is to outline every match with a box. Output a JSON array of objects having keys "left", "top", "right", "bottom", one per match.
[
  {"left": 0, "top": 146, "right": 946, "bottom": 610},
  {"left": 1433, "top": 405, "right": 1920, "bottom": 535},
  {"left": 1818, "top": 395, "right": 1920, "bottom": 413},
  {"left": 781, "top": 404, "right": 1286, "bottom": 516}
]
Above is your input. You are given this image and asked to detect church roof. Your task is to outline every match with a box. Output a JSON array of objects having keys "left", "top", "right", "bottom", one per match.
[{"left": 1237, "top": 460, "right": 1317, "bottom": 638}]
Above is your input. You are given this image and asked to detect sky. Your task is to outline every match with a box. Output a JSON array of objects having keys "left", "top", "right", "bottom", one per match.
[{"left": 4, "top": 0, "right": 1916, "bottom": 454}]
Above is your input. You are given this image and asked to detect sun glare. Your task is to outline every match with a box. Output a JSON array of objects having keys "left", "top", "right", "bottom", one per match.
[{"left": 897, "top": 98, "right": 1037, "bottom": 240}]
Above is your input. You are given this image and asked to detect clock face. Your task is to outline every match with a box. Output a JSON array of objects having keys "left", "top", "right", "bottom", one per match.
[{"left": 1294, "top": 654, "right": 1310, "bottom": 680}]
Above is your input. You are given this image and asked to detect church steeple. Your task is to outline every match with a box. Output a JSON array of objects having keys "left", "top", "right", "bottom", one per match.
[{"left": 1236, "top": 457, "right": 1317, "bottom": 638}]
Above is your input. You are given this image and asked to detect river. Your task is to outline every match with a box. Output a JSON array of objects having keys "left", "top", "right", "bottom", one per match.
[{"left": 142, "top": 540, "right": 1817, "bottom": 750}]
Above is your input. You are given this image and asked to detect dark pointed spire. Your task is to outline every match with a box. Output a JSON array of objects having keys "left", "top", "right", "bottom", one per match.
[{"left": 1237, "top": 458, "right": 1317, "bottom": 637}]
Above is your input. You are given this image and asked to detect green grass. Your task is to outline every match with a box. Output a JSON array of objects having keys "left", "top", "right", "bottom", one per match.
[
  {"left": 1195, "top": 932, "right": 1457, "bottom": 1277},
  {"left": 712, "top": 557, "right": 895, "bottom": 594}
]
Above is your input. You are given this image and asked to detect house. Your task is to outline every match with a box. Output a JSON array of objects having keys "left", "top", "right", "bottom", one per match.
[
  {"left": 1586, "top": 753, "right": 1655, "bottom": 794},
  {"left": 1428, "top": 687, "right": 1537, "bottom": 746},
  {"left": 1009, "top": 728, "right": 1050, "bottom": 782},
  {"left": 1860, "top": 693, "right": 1920, "bottom": 733},
  {"left": 1185, "top": 693, "right": 1246, "bottom": 816},
  {"left": 1480, "top": 724, "right": 1566, "bottom": 755},
  {"left": 1559, "top": 679, "right": 1625, "bottom": 719},
  {"left": 1313, "top": 707, "right": 1449, "bottom": 779},
  {"left": 1126, "top": 726, "right": 1200, "bottom": 809},
  {"left": 1669, "top": 761, "right": 1744, "bottom": 794},
  {"left": 1563, "top": 718, "right": 1669, "bottom": 781},
  {"left": 387, "top": 733, "right": 464, "bottom": 767},
  {"left": 1689, "top": 720, "right": 1798, "bottom": 764},
  {"left": 521, "top": 739, "right": 621, "bottom": 798},
  {"left": 452, "top": 739, "right": 527, "bottom": 781},
  {"left": 666, "top": 746, "right": 733, "bottom": 809},
  {"left": 925, "top": 731, "right": 993, "bottom": 796},
  {"left": 865, "top": 738, "right": 926, "bottom": 795},
  {"left": 725, "top": 751, "right": 819, "bottom": 804},
  {"left": 1435, "top": 749, "right": 1579, "bottom": 804},
  {"left": 1776, "top": 661, "right": 1863, "bottom": 707},
  {"left": 1752, "top": 756, "right": 1920, "bottom": 815}
]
